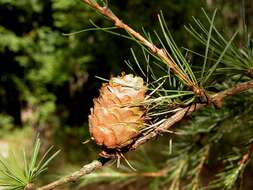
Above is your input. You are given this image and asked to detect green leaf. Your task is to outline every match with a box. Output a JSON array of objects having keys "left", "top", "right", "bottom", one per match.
[
  {"left": 0, "top": 138, "right": 59, "bottom": 189},
  {"left": 201, "top": 9, "right": 217, "bottom": 84}
]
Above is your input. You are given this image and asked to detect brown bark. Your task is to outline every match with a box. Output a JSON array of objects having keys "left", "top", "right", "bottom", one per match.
[{"left": 37, "top": 160, "right": 103, "bottom": 190}]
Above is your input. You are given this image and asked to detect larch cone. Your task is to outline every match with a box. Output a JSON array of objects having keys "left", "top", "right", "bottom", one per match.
[{"left": 89, "top": 74, "right": 147, "bottom": 149}]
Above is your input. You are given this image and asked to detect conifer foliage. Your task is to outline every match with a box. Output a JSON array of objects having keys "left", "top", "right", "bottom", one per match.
[{"left": 1, "top": 0, "right": 253, "bottom": 190}]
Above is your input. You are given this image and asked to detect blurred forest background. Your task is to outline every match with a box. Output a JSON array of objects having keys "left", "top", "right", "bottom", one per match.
[{"left": 1, "top": 0, "right": 253, "bottom": 189}]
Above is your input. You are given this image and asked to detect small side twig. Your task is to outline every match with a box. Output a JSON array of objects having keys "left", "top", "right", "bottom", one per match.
[
  {"left": 212, "top": 79, "right": 253, "bottom": 108},
  {"left": 38, "top": 160, "right": 105, "bottom": 190},
  {"left": 80, "top": 0, "right": 208, "bottom": 101},
  {"left": 238, "top": 144, "right": 253, "bottom": 166}
]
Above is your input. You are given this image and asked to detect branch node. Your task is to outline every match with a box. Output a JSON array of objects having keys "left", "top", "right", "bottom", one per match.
[
  {"left": 24, "top": 183, "right": 34, "bottom": 190},
  {"left": 247, "top": 68, "right": 253, "bottom": 78}
]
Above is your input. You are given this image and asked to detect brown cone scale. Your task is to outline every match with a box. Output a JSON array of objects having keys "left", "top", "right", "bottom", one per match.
[{"left": 89, "top": 74, "right": 147, "bottom": 149}]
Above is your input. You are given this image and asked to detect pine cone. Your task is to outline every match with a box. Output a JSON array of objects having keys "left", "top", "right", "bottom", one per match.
[{"left": 89, "top": 74, "right": 147, "bottom": 149}]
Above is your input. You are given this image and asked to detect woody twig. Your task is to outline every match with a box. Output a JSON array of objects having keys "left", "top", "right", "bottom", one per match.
[{"left": 81, "top": 0, "right": 209, "bottom": 101}]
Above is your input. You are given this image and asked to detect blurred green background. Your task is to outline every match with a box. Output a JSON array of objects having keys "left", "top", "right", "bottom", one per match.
[{"left": 0, "top": 0, "right": 252, "bottom": 189}]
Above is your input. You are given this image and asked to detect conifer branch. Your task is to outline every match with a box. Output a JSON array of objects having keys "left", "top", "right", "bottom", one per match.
[
  {"left": 133, "top": 79, "right": 253, "bottom": 148},
  {"left": 212, "top": 79, "right": 253, "bottom": 108},
  {"left": 37, "top": 79, "right": 253, "bottom": 190},
  {"left": 37, "top": 160, "right": 104, "bottom": 190},
  {"left": 80, "top": 0, "right": 208, "bottom": 101}
]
